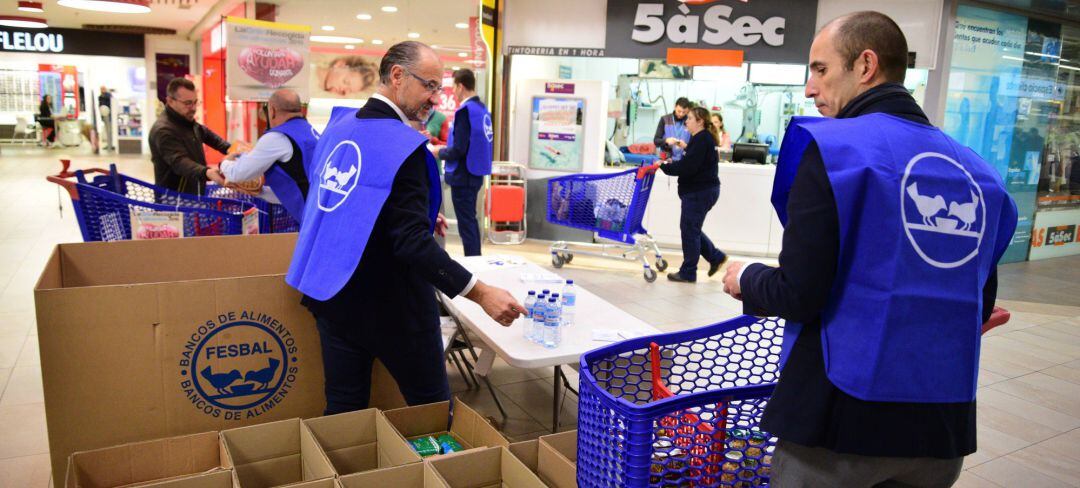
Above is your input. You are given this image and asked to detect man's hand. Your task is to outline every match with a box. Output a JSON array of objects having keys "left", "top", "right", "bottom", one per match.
[
  {"left": 465, "top": 281, "right": 524, "bottom": 327},
  {"left": 674, "top": 140, "right": 688, "bottom": 149},
  {"left": 206, "top": 167, "right": 226, "bottom": 185},
  {"left": 225, "top": 151, "right": 241, "bottom": 161},
  {"left": 665, "top": 137, "right": 679, "bottom": 146},
  {"left": 435, "top": 213, "right": 448, "bottom": 237},
  {"left": 723, "top": 261, "right": 745, "bottom": 300}
]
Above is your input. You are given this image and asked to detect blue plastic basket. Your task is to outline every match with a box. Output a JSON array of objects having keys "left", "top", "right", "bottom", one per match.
[
  {"left": 578, "top": 315, "right": 785, "bottom": 487},
  {"left": 205, "top": 184, "right": 300, "bottom": 234},
  {"left": 547, "top": 166, "right": 659, "bottom": 245},
  {"left": 49, "top": 164, "right": 256, "bottom": 242}
]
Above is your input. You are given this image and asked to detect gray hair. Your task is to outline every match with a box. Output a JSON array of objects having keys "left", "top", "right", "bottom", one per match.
[
  {"left": 268, "top": 89, "right": 302, "bottom": 113},
  {"left": 378, "top": 41, "right": 429, "bottom": 85}
]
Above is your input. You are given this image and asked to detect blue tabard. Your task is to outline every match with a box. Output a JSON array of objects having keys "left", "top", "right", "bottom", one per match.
[
  {"left": 445, "top": 99, "right": 494, "bottom": 177},
  {"left": 265, "top": 117, "right": 318, "bottom": 224},
  {"left": 771, "top": 114, "right": 1018, "bottom": 403},
  {"left": 663, "top": 118, "right": 691, "bottom": 161},
  {"left": 286, "top": 117, "right": 442, "bottom": 301}
]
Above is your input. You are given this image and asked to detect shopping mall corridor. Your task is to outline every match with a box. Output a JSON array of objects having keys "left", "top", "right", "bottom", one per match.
[{"left": 0, "top": 148, "right": 1077, "bottom": 487}]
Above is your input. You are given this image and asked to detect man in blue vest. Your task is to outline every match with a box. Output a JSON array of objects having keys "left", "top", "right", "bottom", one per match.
[
  {"left": 431, "top": 69, "right": 493, "bottom": 256},
  {"left": 221, "top": 88, "right": 317, "bottom": 224},
  {"left": 721, "top": 12, "right": 1017, "bottom": 486},
  {"left": 653, "top": 97, "right": 692, "bottom": 161},
  {"left": 287, "top": 41, "right": 523, "bottom": 415}
]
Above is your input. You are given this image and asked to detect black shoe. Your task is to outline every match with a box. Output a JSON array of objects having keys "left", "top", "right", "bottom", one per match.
[
  {"left": 667, "top": 272, "right": 695, "bottom": 283},
  {"left": 708, "top": 255, "right": 729, "bottom": 278}
]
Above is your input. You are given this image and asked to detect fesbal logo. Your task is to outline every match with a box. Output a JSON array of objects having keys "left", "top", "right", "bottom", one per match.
[
  {"left": 179, "top": 311, "right": 299, "bottom": 420},
  {"left": 631, "top": 1, "right": 785, "bottom": 47}
]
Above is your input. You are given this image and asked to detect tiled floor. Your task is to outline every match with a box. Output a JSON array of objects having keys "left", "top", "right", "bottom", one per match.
[{"left": 0, "top": 146, "right": 1078, "bottom": 486}]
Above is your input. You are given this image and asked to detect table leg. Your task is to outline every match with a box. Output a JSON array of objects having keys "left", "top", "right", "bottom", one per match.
[{"left": 552, "top": 365, "right": 562, "bottom": 433}]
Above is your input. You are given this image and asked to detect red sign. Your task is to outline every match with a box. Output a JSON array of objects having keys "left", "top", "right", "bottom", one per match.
[{"left": 437, "top": 69, "right": 458, "bottom": 114}]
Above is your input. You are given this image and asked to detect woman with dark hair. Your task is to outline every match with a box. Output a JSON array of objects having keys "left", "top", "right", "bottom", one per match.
[
  {"left": 38, "top": 94, "right": 56, "bottom": 146},
  {"left": 660, "top": 106, "right": 728, "bottom": 283}
]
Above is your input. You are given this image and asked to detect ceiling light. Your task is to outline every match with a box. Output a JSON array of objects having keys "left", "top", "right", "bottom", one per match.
[
  {"left": 455, "top": 22, "right": 468, "bottom": 29},
  {"left": 0, "top": 15, "right": 47, "bottom": 28},
  {"left": 356, "top": 13, "right": 372, "bottom": 20},
  {"left": 381, "top": 6, "right": 397, "bottom": 12},
  {"left": 371, "top": 39, "right": 383, "bottom": 45},
  {"left": 310, "top": 35, "right": 364, "bottom": 44},
  {"left": 407, "top": 32, "right": 420, "bottom": 39},
  {"left": 458, "top": 52, "right": 468, "bottom": 57},
  {"left": 57, "top": 0, "right": 151, "bottom": 14},
  {"left": 321, "top": 25, "right": 335, "bottom": 31},
  {"left": 17, "top": 2, "right": 44, "bottom": 13}
]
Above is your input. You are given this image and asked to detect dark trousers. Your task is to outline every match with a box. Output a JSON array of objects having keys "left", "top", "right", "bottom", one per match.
[
  {"left": 314, "top": 313, "right": 450, "bottom": 415},
  {"left": 678, "top": 186, "right": 726, "bottom": 280},
  {"left": 450, "top": 178, "right": 483, "bottom": 257},
  {"left": 772, "top": 440, "right": 963, "bottom": 487}
]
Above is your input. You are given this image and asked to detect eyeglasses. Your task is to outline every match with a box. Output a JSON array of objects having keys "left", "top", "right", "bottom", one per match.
[
  {"left": 402, "top": 68, "right": 441, "bottom": 94},
  {"left": 169, "top": 96, "right": 198, "bottom": 107}
]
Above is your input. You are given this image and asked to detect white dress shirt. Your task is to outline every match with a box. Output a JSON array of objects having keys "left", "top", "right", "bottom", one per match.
[{"left": 219, "top": 131, "right": 293, "bottom": 204}]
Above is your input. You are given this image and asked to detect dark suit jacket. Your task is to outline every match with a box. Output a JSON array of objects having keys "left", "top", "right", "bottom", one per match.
[
  {"left": 301, "top": 98, "right": 473, "bottom": 334},
  {"left": 741, "top": 83, "right": 994, "bottom": 458},
  {"left": 440, "top": 96, "right": 485, "bottom": 188}
]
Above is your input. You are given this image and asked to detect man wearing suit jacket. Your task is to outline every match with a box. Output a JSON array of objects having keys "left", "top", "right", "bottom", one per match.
[
  {"left": 287, "top": 41, "right": 523, "bottom": 415},
  {"left": 723, "top": 12, "right": 1017, "bottom": 487}
]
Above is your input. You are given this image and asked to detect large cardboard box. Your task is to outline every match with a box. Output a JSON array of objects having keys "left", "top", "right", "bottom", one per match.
[
  {"left": 507, "top": 440, "right": 539, "bottom": 473},
  {"left": 302, "top": 408, "right": 421, "bottom": 476},
  {"left": 337, "top": 463, "right": 425, "bottom": 488},
  {"left": 220, "top": 418, "right": 335, "bottom": 488},
  {"left": 34, "top": 234, "right": 407, "bottom": 483},
  {"left": 65, "top": 431, "right": 226, "bottom": 488},
  {"left": 383, "top": 398, "right": 509, "bottom": 459},
  {"left": 537, "top": 430, "right": 577, "bottom": 488},
  {"left": 423, "top": 446, "right": 548, "bottom": 488},
  {"left": 137, "top": 470, "right": 234, "bottom": 488}
]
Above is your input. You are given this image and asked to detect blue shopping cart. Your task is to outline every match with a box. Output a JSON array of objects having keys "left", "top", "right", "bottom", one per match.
[
  {"left": 48, "top": 163, "right": 256, "bottom": 242},
  {"left": 547, "top": 164, "right": 667, "bottom": 282},
  {"left": 205, "top": 184, "right": 300, "bottom": 234}
]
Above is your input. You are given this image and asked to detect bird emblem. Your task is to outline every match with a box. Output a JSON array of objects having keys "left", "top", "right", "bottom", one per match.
[
  {"left": 948, "top": 191, "right": 980, "bottom": 232},
  {"left": 200, "top": 367, "right": 241, "bottom": 395},
  {"left": 322, "top": 164, "right": 358, "bottom": 190},
  {"left": 906, "top": 182, "right": 947, "bottom": 226}
]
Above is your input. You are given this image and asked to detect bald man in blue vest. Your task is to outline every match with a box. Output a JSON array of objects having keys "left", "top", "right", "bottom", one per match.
[
  {"left": 723, "top": 12, "right": 1017, "bottom": 486},
  {"left": 288, "top": 41, "right": 523, "bottom": 414}
]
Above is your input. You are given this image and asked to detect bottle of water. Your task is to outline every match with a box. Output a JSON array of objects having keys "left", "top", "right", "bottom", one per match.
[
  {"left": 543, "top": 297, "right": 562, "bottom": 349},
  {"left": 562, "top": 280, "right": 576, "bottom": 326},
  {"left": 532, "top": 293, "right": 547, "bottom": 343},
  {"left": 523, "top": 291, "right": 537, "bottom": 341}
]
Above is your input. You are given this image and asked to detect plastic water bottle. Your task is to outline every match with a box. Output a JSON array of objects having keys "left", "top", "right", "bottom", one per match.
[
  {"left": 532, "top": 294, "right": 548, "bottom": 343},
  {"left": 543, "top": 297, "right": 562, "bottom": 349},
  {"left": 562, "top": 280, "right": 576, "bottom": 326},
  {"left": 523, "top": 291, "right": 537, "bottom": 340}
]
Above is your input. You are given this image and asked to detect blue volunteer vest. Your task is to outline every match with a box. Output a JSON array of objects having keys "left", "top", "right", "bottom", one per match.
[
  {"left": 772, "top": 114, "right": 1018, "bottom": 403},
  {"left": 663, "top": 117, "right": 691, "bottom": 161},
  {"left": 265, "top": 117, "right": 318, "bottom": 224},
  {"left": 445, "top": 99, "right": 494, "bottom": 177},
  {"left": 286, "top": 117, "right": 442, "bottom": 300}
]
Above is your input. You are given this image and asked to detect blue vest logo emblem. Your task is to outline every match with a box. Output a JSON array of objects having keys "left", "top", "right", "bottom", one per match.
[
  {"left": 318, "top": 140, "right": 362, "bottom": 212},
  {"left": 901, "top": 152, "right": 986, "bottom": 269},
  {"left": 483, "top": 113, "right": 494, "bottom": 142}
]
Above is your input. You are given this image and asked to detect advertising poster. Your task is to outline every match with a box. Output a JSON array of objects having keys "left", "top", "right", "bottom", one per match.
[
  {"left": 130, "top": 209, "right": 184, "bottom": 240},
  {"left": 309, "top": 51, "right": 379, "bottom": 99},
  {"left": 155, "top": 53, "right": 190, "bottom": 102},
  {"left": 225, "top": 17, "right": 310, "bottom": 102},
  {"left": 529, "top": 97, "right": 585, "bottom": 172},
  {"left": 1029, "top": 208, "right": 1080, "bottom": 260}
]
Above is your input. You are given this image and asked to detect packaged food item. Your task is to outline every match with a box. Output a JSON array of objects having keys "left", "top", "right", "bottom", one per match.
[
  {"left": 437, "top": 433, "right": 464, "bottom": 452},
  {"left": 408, "top": 436, "right": 440, "bottom": 457},
  {"left": 748, "top": 432, "right": 768, "bottom": 446},
  {"left": 745, "top": 446, "right": 763, "bottom": 458}
]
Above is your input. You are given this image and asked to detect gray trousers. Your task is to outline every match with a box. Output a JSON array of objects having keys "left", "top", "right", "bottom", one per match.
[{"left": 772, "top": 440, "right": 964, "bottom": 488}]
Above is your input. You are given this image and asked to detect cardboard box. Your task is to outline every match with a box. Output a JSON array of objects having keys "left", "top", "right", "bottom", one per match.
[
  {"left": 221, "top": 417, "right": 336, "bottom": 488},
  {"left": 507, "top": 440, "right": 539, "bottom": 473},
  {"left": 138, "top": 470, "right": 234, "bottom": 488},
  {"left": 423, "top": 446, "right": 548, "bottom": 488},
  {"left": 537, "top": 430, "right": 577, "bottom": 488},
  {"left": 35, "top": 234, "right": 407, "bottom": 483},
  {"left": 383, "top": 398, "right": 509, "bottom": 458},
  {"left": 338, "top": 463, "right": 425, "bottom": 488},
  {"left": 303, "top": 408, "right": 420, "bottom": 476},
  {"left": 65, "top": 431, "right": 226, "bottom": 488}
]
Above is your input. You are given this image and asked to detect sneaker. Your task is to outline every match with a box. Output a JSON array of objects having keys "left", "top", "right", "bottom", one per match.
[
  {"left": 667, "top": 272, "right": 695, "bottom": 283},
  {"left": 707, "top": 255, "right": 729, "bottom": 278}
]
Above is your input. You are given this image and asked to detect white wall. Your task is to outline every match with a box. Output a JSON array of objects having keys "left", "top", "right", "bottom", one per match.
[
  {"left": 508, "top": 78, "right": 609, "bottom": 179},
  {"left": 816, "top": 0, "right": 945, "bottom": 70},
  {"left": 502, "top": 0, "right": 606, "bottom": 50}
]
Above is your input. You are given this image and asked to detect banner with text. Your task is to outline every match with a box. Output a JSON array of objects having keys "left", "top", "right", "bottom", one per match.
[{"left": 225, "top": 17, "right": 311, "bottom": 102}]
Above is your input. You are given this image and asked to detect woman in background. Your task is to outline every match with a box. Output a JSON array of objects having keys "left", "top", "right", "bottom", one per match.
[
  {"left": 711, "top": 112, "right": 732, "bottom": 151},
  {"left": 38, "top": 94, "right": 56, "bottom": 147},
  {"left": 661, "top": 106, "right": 728, "bottom": 283}
]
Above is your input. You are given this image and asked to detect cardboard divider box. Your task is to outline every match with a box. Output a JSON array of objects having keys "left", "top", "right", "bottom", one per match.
[
  {"left": 338, "top": 463, "right": 425, "bottom": 488},
  {"left": 65, "top": 431, "right": 226, "bottom": 488},
  {"left": 302, "top": 408, "right": 421, "bottom": 476},
  {"left": 220, "top": 418, "right": 336, "bottom": 487},
  {"left": 137, "top": 470, "right": 233, "bottom": 488},
  {"left": 537, "top": 430, "right": 577, "bottom": 488},
  {"left": 423, "top": 446, "right": 548, "bottom": 488},
  {"left": 507, "top": 440, "right": 539, "bottom": 473},
  {"left": 383, "top": 398, "right": 509, "bottom": 459},
  {"left": 34, "top": 234, "right": 407, "bottom": 483}
]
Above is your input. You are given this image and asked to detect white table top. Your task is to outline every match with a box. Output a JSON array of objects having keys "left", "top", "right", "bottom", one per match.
[{"left": 440, "top": 255, "right": 660, "bottom": 370}]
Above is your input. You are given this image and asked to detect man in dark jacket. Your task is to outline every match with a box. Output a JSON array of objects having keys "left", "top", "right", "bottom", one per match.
[
  {"left": 653, "top": 97, "right": 692, "bottom": 160},
  {"left": 723, "top": 11, "right": 1015, "bottom": 487},
  {"left": 149, "top": 77, "right": 231, "bottom": 195}
]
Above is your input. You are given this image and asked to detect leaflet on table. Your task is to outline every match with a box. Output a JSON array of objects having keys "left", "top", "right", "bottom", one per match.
[
  {"left": 129, "top": 209, "right": 184, "bottom": 240},
  {"left": 459, "top": 255, "right": 529, "bottom": 272}
]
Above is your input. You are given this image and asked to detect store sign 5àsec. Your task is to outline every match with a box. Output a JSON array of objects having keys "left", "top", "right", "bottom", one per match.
[
  {"left": 0, "top": 30, "right": 63, "bottom": 53},
  {"left": 631, "top": 2, "right": 785, "bottom": 47}
]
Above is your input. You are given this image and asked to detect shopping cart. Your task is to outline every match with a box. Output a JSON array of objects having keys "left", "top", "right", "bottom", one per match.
[
  {"left": 547, "top": 164, "right": 667, "bottom": 282},
  {"left": 205, "top": 184, "right": 300, "bottom": 234},
  {"left": 48, "top": 163, "right": 256, "bottom": 242},
  {"left": 485, "top": 162, "right": 527, "bottom": 245}
]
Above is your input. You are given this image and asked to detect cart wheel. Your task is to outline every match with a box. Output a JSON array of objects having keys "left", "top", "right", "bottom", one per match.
[
  {"left": 552, "top": 253, "right": 565, "bottom": 268},
  {"left": 655, "top": 258, "right": 668, "bottom": 272},
  {"left": 564, "top": 253, "right": 574, "bottom": 263},
  {"left": 644, "top": 268, "right": 658, "bottom": 282}
]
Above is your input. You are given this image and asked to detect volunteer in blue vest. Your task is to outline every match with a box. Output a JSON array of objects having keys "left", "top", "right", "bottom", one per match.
[
  {"left": 287, "top": 41, "right": 523, "bottom": 414},
  {"left": 653, "top": 97, "right": 693, "bottom": 161},
  {"left": 220, "top": 88, "right": 317, "bottom": 224},
  {"left": 430, "top": 69, "right": 493, "bottom": 256},
  {"left": 722, "top": 12, "right": 1017, "bottom": 486}
]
